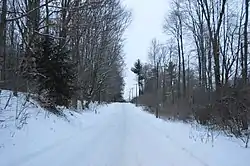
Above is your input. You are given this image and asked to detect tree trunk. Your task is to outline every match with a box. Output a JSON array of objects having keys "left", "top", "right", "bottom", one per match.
[
  {"left": 234, "top": 9, "right": 244, "bottom": 86},
  {"left": 59, "top": 0, "right": 69, "bottom": 47},
  {"left": 241, "top": 42, "right": 245, "bottom": 84},
  {"left": 0, "top": 0, "right": 7, "bottom": 82},
  {"left": 207, "top": 38, "right": 213, "bottom": 100},
  {"left": 243, "top": 0, "right": 249, "bottom": 84},
  {"left": 195, "top": 38, "right": 202, "bottom": 88},
  {"left": 162, "top": 66, "right": 166, "bottom": 104},
  {"left": 197, "top": 10, "right": 207, "bottom": 91},
  {"left": 200, "top": 23, "right": 207, "bottom": 91},
  {"left": 177, "top": 30, "right": 181, "bottom": 99},
  {"left": 179, "top": 19, "right": 186, "bottom": 98},
  {"left": 213, "top": 38, "right": 221, "bottom": 95},
  {"left": 45, "top": 0, "right": 49, "bottom": 34}
]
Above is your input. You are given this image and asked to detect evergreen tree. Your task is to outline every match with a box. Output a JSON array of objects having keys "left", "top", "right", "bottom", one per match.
[
  {"left": 131, "top": 59, "right": 144, "bottom": 95},
  {"left": 26, "top": 36, "right": 76, "bottom": 110}
]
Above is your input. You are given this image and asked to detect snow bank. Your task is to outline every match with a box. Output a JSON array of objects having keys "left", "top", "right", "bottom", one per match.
[
  {"left": 0, "top": 90, "right": 108, "bottom": 166},
  {"left": 134, "top": 104, "right": 250, "bottom": 166}
]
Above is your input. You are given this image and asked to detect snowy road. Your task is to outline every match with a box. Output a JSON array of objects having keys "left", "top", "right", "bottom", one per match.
[
  {"left": 4, "top": 103, "right": 204, "bottom": 166},
  {"left": 1, "top": 103, "right": 249, "bottom": 166}
]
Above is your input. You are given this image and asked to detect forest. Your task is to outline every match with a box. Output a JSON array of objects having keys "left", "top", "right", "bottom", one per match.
[
  {"left": 0, "top": 0, "right": 130, "bottom": 111},
  {"left": 1, "top": 0, "right": 250, "bottom": 148},
  {"left": 131, "top": 0, "right": 250, "bottom": 146}
]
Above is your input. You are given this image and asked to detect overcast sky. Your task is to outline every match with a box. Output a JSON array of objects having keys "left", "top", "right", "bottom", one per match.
[{"left": 122, "top": 0, "right": 170, "bottom": 99}]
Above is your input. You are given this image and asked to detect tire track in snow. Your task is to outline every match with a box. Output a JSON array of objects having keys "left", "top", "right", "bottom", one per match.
[
  {"left": 154, "top": 124, "right": 209, "bottom": 166},
  {"left": 134, "top": 109, "right": 210, "bottom": 166},
  {"left": 8, "top": 135, "right": 74, "bottom": 166},
  {"left": 57, "top": 110, "right": 123, "bottom": 166},
  {"left": 8, "top": 112, "right": 117, "bottom": 166},
  {"left": 125, "top": 107, "right": 177, "bottom": 166}
]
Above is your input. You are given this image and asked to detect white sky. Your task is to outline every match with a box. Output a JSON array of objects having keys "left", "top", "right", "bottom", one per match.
[{"left": 122, "top": 0, "right": 170, "bottom": 99}]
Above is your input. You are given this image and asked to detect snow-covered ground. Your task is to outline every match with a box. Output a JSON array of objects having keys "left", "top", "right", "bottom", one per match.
[{"left": 0, "top": 91, "right": 249, "bottom": 166}]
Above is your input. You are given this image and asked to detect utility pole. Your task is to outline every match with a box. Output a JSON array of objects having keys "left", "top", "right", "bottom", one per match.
[
  {"left": 135, "top": 83, "right": 138, "bottom": 106},
  {"left": 129, "top": 89, "right": 131, "bottom": 102},
  {"left": 131, "top": 87, "right": 134, "bottom": 101},
  {"left": 156, "top": 62, "right": 159, "bottom": 118}
]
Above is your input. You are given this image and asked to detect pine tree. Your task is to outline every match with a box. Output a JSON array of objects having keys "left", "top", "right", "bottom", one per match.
[
  {"left": 26, "top": 36, "right": 76, "bottom": 111},
  {"left": 131, "top": 59, "right": 144, "bottom": 95}
]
